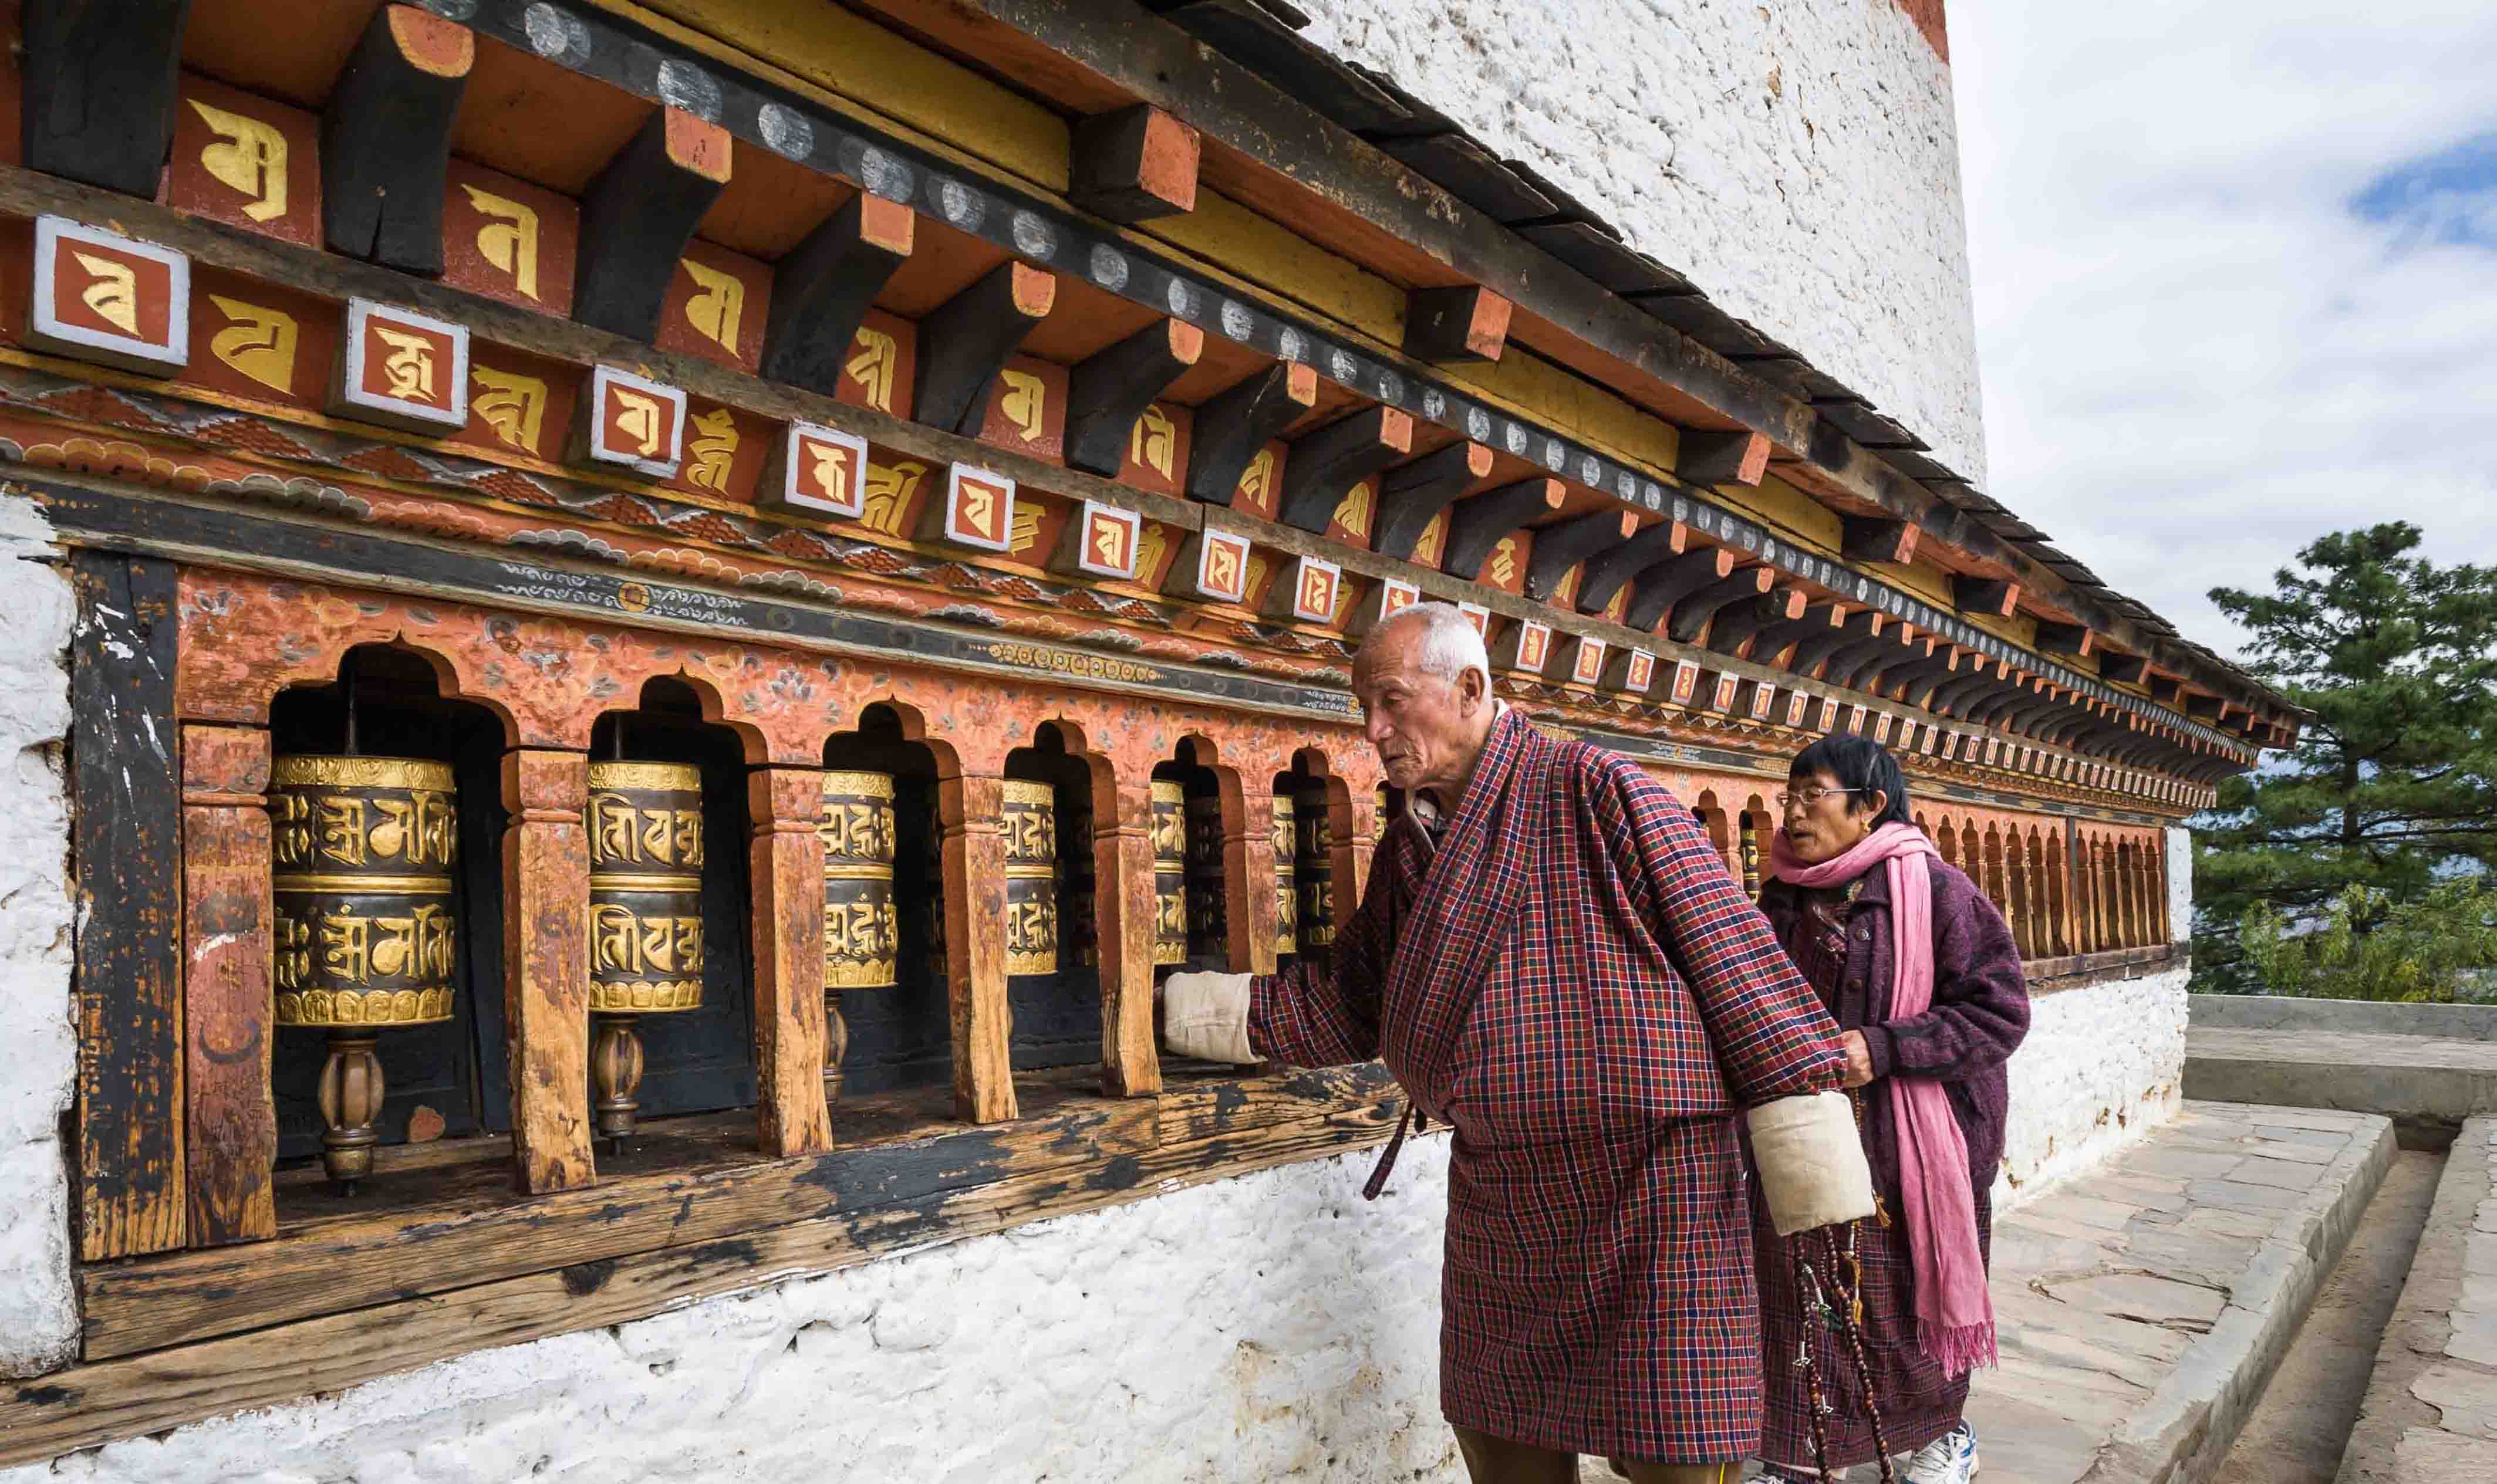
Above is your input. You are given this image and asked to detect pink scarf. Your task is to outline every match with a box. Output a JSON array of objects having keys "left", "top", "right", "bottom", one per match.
[{"left": 1768, "top": 820, "right": 1998, "bottom": 1375}]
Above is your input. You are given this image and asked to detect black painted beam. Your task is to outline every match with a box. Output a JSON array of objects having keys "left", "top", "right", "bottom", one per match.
[
  {"left": 1577, "top": 522, "right": 1693, "bottom": 617},
  {"left": 763, "top": 193, "right": 916, "bottom": 395},
  {"left": 1441, "top": 477, "right": 1562, "bottom": 581},
  {"left": 576, "top": 106, "right": 734, "bottom": 340},
  {"left": 1704, "top": 588, "right": 1806, "bottom": 655},
  {"left": 2034, "top": 620, "right": 2094, "bottom": 657},
  {"left": 1186, "top": 362, "right": 1318, "bottom": 506},
  {"left": 23, "top": 0, "right": 191, "bottom": 197},
  {"left": 322, "top": 4, "right": 474, "bottom": 273},
  {"left": 1402, "top": 285, "right": 1511, "bottom": 363},
  {"left": 1787, "top": 609, "right": 1882, "bottom": 677},
  {"left": 1744, "top": 602, "right": 1845, "bottom": 669},
  {"left": 1065, "top": 317, "right": 1204, "bottom": 476},
  {"left": 1621, "top": 548, "right": 1733, "bottom": 631},
  {"left": 1674, "top": 428, "right": 1768, "bottom": 488},
  {"left": 1374, "top": 440, "right": 1490, "bottom": 559},
  {"left": 914, "top": 261, "right": 1058, "bottom": 435},
  {"left": 1524, "top": 507, "right": 1644, "bottom": 600},
  {"left": 2098, "top": 653, "right": 2149, "bottom": 686},
  {"left": 1841, "top": 515, "right": 1918, "bottom": 566},
  {"left": 1069, "top": 103, "right": 1200, "bottom": 223},
  {"left": 1277, "top": 405, "right": 1411, "bottom": 532},
  {"left": 1951, "top": 575, "right": 2020, "bottom": 619},
  {"left": 1665, "top": 567, "right": 1774, "bottom": 644}
]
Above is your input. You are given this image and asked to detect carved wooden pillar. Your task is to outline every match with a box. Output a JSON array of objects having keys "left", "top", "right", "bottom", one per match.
[
  {"left": 942, "top": 772, "right": 1017, "bottom": 1124},
  {"left": 501, "top": 747, "right": 596, "bottom": 1194},
  {"left": 181, "top": 723, "right": 278, "bottom": 1246},
  {"left": 2003, "top": 833, "right": 2033, "bottom": 961},
  {"left": 1340, "top": 785, "right": 1378, "bottom": 908},
  {"left": 1098, "top": 779, "right": 1160, "bottom": 1097},
  {"left": 1225, "top": 786, "right": 1280, "bottom": 976},
  {"left": 748, "top": 765, "right": 832, "bottom": 1155}
]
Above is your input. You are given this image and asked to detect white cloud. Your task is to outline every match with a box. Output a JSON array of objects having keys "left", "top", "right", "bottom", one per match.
[{"left": 1953, "top": 1, "right": 2497, "bottom": 659}]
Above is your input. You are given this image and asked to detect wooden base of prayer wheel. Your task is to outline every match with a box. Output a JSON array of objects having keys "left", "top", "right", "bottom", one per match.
[
  {"left": 585, "top": 761, "right": 707, "bottom": 1147},
  {"left": 313, "top": 1032, "right": 385, "bottom": 1196}
]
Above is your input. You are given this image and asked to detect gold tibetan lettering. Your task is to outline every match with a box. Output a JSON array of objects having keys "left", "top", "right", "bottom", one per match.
[
  {"left": 1131, "top": 404, "right": 1177, "bottom": 478},
  {"left": 612, "top": 387, "right": 666, "bottom": 457},
  {"left": 471, "top": 367, "right": 548, "bottom": 452},
  {"left": 862, "top": 459, "right": 924, "bottom": 536},
  {"left": 681, "top": 258, "right": 745, "bottom": 353},
  {"left": 190, "top": 97, "right": 288, "bottom": 222},
  {"left": 998, "top": 368, "right": 1046, "bottom": 442},
  {"left": 73, "top": 254, "right": 141, "bottom": 336},
  {"left": 847, "top": 326, "right": 899, "bottom": 412},
  {"left": 686, "top": 407, "right": 740, "bottom": 492},
  {"left": 207, "top": 295, "right": 298, "bottom": 394},
  {"left": 463, "top": 184, "right": 541, "bottom": 301},
  {"left": 373, "top": 326, "right": 438, "bottom": 401}
]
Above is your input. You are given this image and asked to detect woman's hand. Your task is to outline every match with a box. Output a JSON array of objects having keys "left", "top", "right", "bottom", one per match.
[{"left": 1838, "top": 1029, "right": 1875, "bottom": 1089}]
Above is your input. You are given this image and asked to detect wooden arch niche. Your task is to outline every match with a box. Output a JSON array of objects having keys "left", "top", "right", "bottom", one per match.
[
  {"left": 579, "top": 675, "right": 766, "bottom": 1150},
  {"left": 2001, "top": 824, "right": 2036, "bottom": 961},
  {"left": 1276, "top": 746, "right": 1352, "bottom": 976},
  {"left": 1692, "top": 789, "right": 1737, "bottom": 883},
  {"left": 998, "top": 721, "right": 1114, "bottom": 1082},
  {"left": 264, "top": 641, "right": 514, "bottom": 1192},
  {"left": 1155, "top": 734, "right": 1245, "bottom": 975},
  {"left": 819, "top": 701, "right": 953, "bottom": 1104}
]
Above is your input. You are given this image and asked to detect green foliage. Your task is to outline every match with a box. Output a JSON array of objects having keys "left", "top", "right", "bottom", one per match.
[
  {"left": 2192, "top": 522, "right": 2497, "bottom": 995},
  {"left": 2238, "top": 880, "right": 2497, "bottom": 1002}
]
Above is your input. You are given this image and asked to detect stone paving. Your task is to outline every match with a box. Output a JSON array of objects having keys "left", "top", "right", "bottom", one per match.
[
  {"left": 2187, "top": 1029, "right": 2497, "bottom": 1141},
  {"left": 1968, "top": 1101, "right": 2394, "bottom": 1484},
  {"left": 2336, "top": 1117, "right": 2497, "bottom": 1483}
]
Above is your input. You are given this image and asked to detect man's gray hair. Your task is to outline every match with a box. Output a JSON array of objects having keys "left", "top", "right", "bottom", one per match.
[{"left": 1366, "top": 601, "right": 1491, "bottom": 686}]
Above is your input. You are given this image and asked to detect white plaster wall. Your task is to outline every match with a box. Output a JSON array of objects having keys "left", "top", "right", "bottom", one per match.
[
  {"left": 0, "top": 490, "right": 77, "bottom": 1379},
  {"left": 1994, "top": 966, "right": 2190, "bottom": 1210},
  {"left": 1299, "top": 0, "right": 1986, "bottom": 481},
  {"left": 5, "top": 1137, "right": 1462, "bottom": 1484},
  {"left": 2165, "top": 825, "right": 2194, "bottom": 945}
]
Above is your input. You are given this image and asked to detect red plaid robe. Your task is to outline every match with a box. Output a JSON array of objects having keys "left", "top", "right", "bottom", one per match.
[{"left": 1251, "top": 709, "right": 1845, "bottom": 1463}]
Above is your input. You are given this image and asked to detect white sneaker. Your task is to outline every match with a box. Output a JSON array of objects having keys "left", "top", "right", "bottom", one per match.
[{"left": 1903, "top": 1424, "right": 1979, "bottom": 1484}]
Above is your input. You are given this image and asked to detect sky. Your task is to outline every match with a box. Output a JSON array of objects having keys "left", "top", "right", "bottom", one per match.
[{"left": 1949, "top": 2, "right": 2497, "bottom": 660}]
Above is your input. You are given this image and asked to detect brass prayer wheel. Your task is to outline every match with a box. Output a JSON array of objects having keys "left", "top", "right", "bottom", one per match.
[
  {"left": 1272, "top": 794, "right": 1298, "bottom": 958},
  {"left": 1295, "top": 789, "right": 1335, "bottom": 954},
  {"left": 269, "top": 753, "right": 460, "bottom": 1192},
  {"left": 1002, "top": 779, "right": 1059, "bottom": 975},
  {"left": 819, "top": 770, "right": 900, "bottom": 1106},
  {"left": 585, "top": 761, "right": 707, "bottom": 1145},
  {"left": 585, "top": 762, "right": 706, "bottom": 1015},
  {"left": 1185, "top": 793, "right": 1226, "bottom": 962},
  {"left": 1150, "top": 780, "right": 1186, "bottom": 966}
]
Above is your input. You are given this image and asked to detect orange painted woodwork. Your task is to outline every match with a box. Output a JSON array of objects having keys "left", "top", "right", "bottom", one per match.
[
  {"left": 441, "top": 158, "right": 580, "bottom": 318},
  {"left": 28, "top": 217, "right": 188, "bottom": 374},
  {"left": 182, "top": 271, "right": 335, "bottom": 410},
  {"left": 578, "top": 365, "right": 687, "bottom": 479},
  {"left": 1321, "top": 475, "right": 1377, "bottom": 550},
  {"left": 334, "top": 299, "right": 470, "bottom": 433},
  {"left": 974, "top": 353, "right": 1069, "bottom": 464},
  {"left": 1098, "top": 782, "right": 1160, "bottom": 1097},
  {"left": 659, "top": 400, "right": 772, "bottom": 503},
  {"left": 748, "top": 766, "right": 833, "bottom": 1155},
  {"left": 453, "top": 346, "right": 578, "bottom": 464},
  {"left": 834, "top": 307, "right": 917, "bottom": 421},
  {"left": 1116, "top": 400, "right": 1192, "bottom": 499},
  {"left": 1479, "top": 530, "right": 1532, "bottom": 596},
  {"left": 501, "top": 747, "right": 597, "bottom": 1195},
  {"left": 180, "top": 723, "right": 278, "bottom": 1247},
  {"left": 1230, "top": 439, "right": 1287, "bottom": 521},
  {"left": 169, "top": 75, "right": 322, "bottom": 248},
  {"left": 941, "top": 773, "right": 1017, "bottom": 1124},
  {"left": 658, "top": 238, "right": 771, "bottom": 374}
]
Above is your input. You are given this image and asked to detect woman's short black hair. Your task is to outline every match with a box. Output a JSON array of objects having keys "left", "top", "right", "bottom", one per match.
[{"left": 1790, "top": 732, "right": 1912, "bottom": 828}]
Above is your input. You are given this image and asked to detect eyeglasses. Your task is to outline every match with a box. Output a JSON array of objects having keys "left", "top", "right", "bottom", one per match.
[{"left": 1776, "top": 786, "right": 1868, "bottom": 811}]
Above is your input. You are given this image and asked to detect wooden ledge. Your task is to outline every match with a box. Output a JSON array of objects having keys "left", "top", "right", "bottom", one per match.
[
  {"left": 2025, "top": 943, "right": 2184, "bottom": 995},
  {"left": 18, "top": 1063, "right": 1401, "bottom": 1466}
]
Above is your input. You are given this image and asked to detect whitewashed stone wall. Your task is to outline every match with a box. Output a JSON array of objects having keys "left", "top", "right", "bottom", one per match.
[
  {"left": 0, "top": 491, "right": 77, "bottom": 1380},
  {"left": 1994, "top": 965, "right": 2190, "bottom": 1209},
  {"left": 2, "top": 1137, "right": 1462, "bottom": 1484},
  {"left": 1297, "top": 0, "right": 1986, "bottom": 481},
  {"left": 2165, "top": 825, "right": 2194, "bottom": 945}
]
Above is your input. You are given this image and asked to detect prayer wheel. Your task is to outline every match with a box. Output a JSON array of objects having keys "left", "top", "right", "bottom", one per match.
[
  {"left": 1003, "top": 779, "right": 1061, "bottom": 975},
  {"left": 819, "top": 770, "right": 900, "bottom": 1104},
  {"left": 1295, "top": 788, "right": 1336, "bottom": 959},
  {"left": 1740, "top": 813, "right": 1763, "bottom": 898},
  {"left": 1271, "top": 794, "right": 1298, "bottom": 959},
  {"left": 1062, "top": 792, "right": 1098, "bottom": 969},
  {"left": 269, "top": 753, "right": 459, "bottom": 1193},
  {"left": 585, "top": 762, "right": 707, "bottom": 1146},
  {"left": 1150, "top": 780, "right": 1186, "bottom": 966},
  {"left": 1185, "top": 792, "right": 1226, "bottom": 964}
]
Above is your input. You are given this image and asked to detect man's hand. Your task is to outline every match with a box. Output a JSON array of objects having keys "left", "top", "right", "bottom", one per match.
[{"left": 1838, "top": 1029, "right": 1875, "bottom": 1089}]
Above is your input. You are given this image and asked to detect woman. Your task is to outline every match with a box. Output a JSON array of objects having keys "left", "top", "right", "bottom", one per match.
[{"left": 1750, "top": 735, "right": 2030, "bottom": 1484}]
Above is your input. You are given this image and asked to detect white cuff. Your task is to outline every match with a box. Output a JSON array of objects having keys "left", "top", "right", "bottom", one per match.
[
  {"left": 1160, "top": 971, "right": 1258, "bottom": 1064},
  {"left": 1746, "top": 1090, "right": 1878, "bottom": 1236}
]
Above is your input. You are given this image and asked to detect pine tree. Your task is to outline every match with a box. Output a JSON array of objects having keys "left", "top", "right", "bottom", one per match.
[{"left": 2192, "top": 522, "right": 2497, "bottom": 995}]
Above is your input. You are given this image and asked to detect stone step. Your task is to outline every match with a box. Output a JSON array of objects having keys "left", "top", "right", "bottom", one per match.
[
  {"left": 1966, "top": 1101, "right": 2395, "bottom": 1484},
  {"left": 2185, "top": 1028, "right": 2497, "bottom": 1147},
  {"left": 2334, "top": 1117, "right": 2497, "bottom": 1483}
]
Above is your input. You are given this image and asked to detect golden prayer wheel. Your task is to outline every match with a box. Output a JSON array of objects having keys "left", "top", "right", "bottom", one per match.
[
  {"left": 1150, "top": 780, "right": 1187, "bottom": 966},
  {"left": 269, "top": 753, "right": 460, "bottom": 1193},
  {"left": 1740, "top": 814, "right": 1763, "bottom": 898},
  {"left": 820, "top": 770, "right": 900, "bottom": 1104},
  {"left": 1185, "top": 793, "right": 1226, "bottom": 964},
  {"left": 584, "top": 762, "right": 706, "bottom": 1145},
  {"left": 1272, "top": 794, "right": 1298, "bottom": 959},
  {"left": 1003, "top": 779, "right": 1060, "bottom": 975},
  {"left": 1062, "top": 792, "right": 1098, "bottom": 969},
  {"left": 1295, "top": 789, "right": 1336, "bottom": 957}
]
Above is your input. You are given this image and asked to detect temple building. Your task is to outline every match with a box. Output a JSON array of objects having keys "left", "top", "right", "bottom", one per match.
[{"left": 0, "top": 0, "right": 2295, "bottom": 1475}]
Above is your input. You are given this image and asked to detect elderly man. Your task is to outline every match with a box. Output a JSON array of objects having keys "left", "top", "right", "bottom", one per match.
[{"left": 1162, "top": 602, "right": 1870, "bottom": 1484}]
